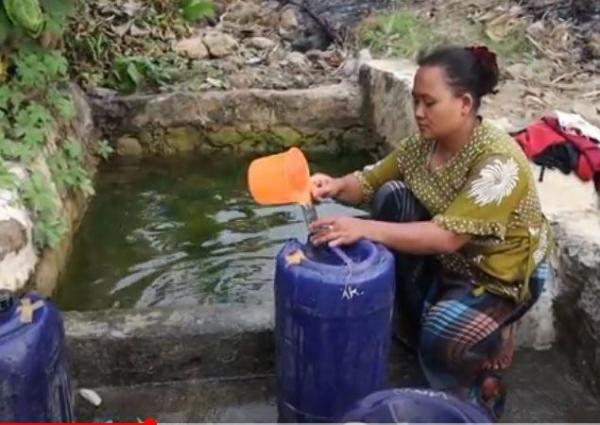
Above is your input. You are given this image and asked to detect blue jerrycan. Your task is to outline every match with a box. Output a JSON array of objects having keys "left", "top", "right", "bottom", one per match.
[
  {"left": 0, "top": 291, "right": 74, "bottom": 421},
  {"left": 275, "top": 238, "right": 396, "bottom": 422}
]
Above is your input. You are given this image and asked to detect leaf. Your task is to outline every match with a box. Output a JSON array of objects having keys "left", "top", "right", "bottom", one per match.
[
  {"left": 126, "top": 62, "right": 143, "bottom": 86},
  {"left": 33, "top": 217, "right": 65, "bottom": 249},
  {"left": 2, "top": 139, "right": 36, "bottom": 162},
  {"left": 3, "top": 0, "right": 45, "bottom": 37},
  {"left": 14, "top": 48, "right": 48, "bottom": 89},
  {"left": 42, "top": 50, "right": 68, "bottom": 80},
  {"left": 10, "top": 89, "right": 26, "bottom": 110},
  {"left": 64, "top": 137, "right": 82, "bottom": 160},
  {"left": 96, "top": 139, "right": 114, "bottom": 160},
  {"left": 19, "top": 126, "right": 46, "bottom": 148},
  {"left": 18, "top": 103, "right": 54, "bottom": 128},
  {"left": 0, "top": 86, "right": 11, "bottom": 111},
  {"left": 180, "top": 0, "right": 215, "bottom": 22},
  {"left": 22, "top": 172, "right": 56, "bottom": 214},
  {"left": 0, "top": 6, "right": 14, "bottom": 44},
  {"left": 40, "top": 0, "right": 75, "bottom": 19},
  {"left": 0, "top": 160, "right": 15, "bottom": 188},
  {"left": 40, "top": 0, "right": 75, "bottom": 35},
  {"left": 48, "top": 89, "right": 76, "bottom": 120}
]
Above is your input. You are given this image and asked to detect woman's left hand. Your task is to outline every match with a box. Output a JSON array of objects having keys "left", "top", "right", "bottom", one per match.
[{"left": 309, "top": 216, "right": 368, "bottom": 247}]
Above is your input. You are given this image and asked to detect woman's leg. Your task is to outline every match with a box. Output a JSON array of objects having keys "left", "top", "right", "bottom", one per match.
[
  {"left": 418, "top": 264, "right": 549, "bottom": 420},
  {"left": 371, "top": 181, "right": 440, "bottom": 349},
  {"left": 483, "top": 261, "right": 550, "bottom": 370},
  {"left": 418, "top": 278, "right": 516, "bottom": 392}
]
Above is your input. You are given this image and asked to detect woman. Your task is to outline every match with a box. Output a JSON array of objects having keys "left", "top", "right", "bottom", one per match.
[{"left": 309, "top": 45, "right": 551, "bottom": 420}]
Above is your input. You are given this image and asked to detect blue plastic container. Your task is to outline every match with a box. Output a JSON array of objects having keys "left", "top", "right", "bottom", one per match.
[
  {"left": 340, "top": 388, "right": 492, "bottom": 423},
  {"left": 0, "top": 291, "right": 74, "bottom": 422},
  {"left": 275, "top": 238, "right": 396, "bottom": 422}
]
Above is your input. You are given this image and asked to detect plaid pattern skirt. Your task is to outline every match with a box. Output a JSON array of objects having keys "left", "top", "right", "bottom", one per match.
[{"left": 371, "top": 181, "right": 548, "bottom": 393}]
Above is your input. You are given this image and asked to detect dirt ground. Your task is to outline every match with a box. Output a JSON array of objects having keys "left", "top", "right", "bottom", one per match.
[
  {"left": 70, "top": 0, "right": 600, "bottom": 133},
  {"left": 364, "top": 0, "right": 600, "bottom": 132}
]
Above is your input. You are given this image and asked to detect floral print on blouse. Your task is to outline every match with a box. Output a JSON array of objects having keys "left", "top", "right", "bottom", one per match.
[{"left": 354, "top": 119, "right": 552, "bottom": 302}]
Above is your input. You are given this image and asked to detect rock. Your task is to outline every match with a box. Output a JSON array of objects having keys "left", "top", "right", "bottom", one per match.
[
  {"left": 0, "top": 219, "right": 27, "bottom": 261},
  {"left": 246, "top": 36, "right": 276, "bottom": 50},
  {"left": 339, "top": 48, "right": 373, "bottom": 78},
  {"left": 173, "top": 36, "right": 209, "bottom": 59},
  {"left": 202, "top": 31, "right": 238, "bottom": 58},
  {"left": 553, "top": 211, "right": 600, "bottom": 395},
  {"left": 116, "top": 136, "right": 143, "bottom": 156},
  {"left": 68, "top": 84, "right": 94, "bottom": 142},
  {"left": 79, "top": 389, "right": 102, "bottom": 407},
  {"left": 587, "top": 33, "right": 600, "bottom": 59},
  {"left": 229, "top": 71, "right": 255, "bottom": 89},
  {"left": 305, "top": 50, "right": 324, "bottom": 61},
  {"left": 278, "top": 27, "right": 295, "bottom": 42},
  {"left": 285, "top": 51, "right": 310, "bottom": 68},
  {"left": 279, "top": 7, "right": 299, "bottom": 30},
  {"left": 359, "top": 59, "right": 418, "bottom": 146},
  {"left": 571, "top": 101, "right": 600, "bottom": 128},
  {"left": 223, "top": 0, "right": 260, "bottom": 24}
]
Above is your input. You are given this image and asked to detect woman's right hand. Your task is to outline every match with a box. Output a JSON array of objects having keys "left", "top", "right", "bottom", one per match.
[{"left": 310, "top": 173, "right": 343, "bottom": 202}]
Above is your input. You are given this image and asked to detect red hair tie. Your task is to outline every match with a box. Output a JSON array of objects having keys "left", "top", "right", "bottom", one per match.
[{"left": 466, "top": 45, "right": 498, "bottom": 74}]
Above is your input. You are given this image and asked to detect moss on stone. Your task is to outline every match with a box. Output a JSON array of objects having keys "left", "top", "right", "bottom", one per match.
[
  {"left": 165, "top": 126, "right": 200, "bottom": 152},
  {"left": 270, "top": 126, "right": 303, "bottom": 147},
  {"left": 208, "top": 127, "right": 243, "bottom": 147}
]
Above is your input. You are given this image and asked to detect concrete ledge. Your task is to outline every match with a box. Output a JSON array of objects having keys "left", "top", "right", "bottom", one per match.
[
  {"left": 65, "top": 304, "right": 274, "bottom": 387},
  {"left": 359, "top": 59, "right": 417, "bottom": 151},
  {"left": 552, "top": 209, "right": 600, "bottom": 396},
  {"left": 89, "top": 83, "right": 381, "bottom": 155}
]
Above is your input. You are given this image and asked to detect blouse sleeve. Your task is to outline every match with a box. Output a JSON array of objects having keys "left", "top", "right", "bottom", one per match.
[
  {"left": 353, "top": 139, "right": 409, "bottom": 203},
  {"left": 432, "top": 154, "right": 527, "bottom": 239}
]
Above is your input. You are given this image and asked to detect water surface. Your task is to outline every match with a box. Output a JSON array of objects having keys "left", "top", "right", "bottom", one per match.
[{"left": 55, "top": 153, "right": 369, "bottom": 311}]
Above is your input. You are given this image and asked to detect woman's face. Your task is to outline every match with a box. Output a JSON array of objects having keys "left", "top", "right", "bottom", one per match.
[{"left": 412, "top": 65, "right": 474, "bottom": 140}]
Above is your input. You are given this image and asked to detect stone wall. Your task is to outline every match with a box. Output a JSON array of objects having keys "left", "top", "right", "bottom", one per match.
[
  {"left": 0, "top": 85, "right": 96, "bottom": 295},
  {"left": 359, "top": 59, "right": 418, "bottom": 151},
  {"left": 553, "top": 212, "right": 600, "bottom": 395},
  {"left": 91, "top": 83, "right": 380, "bottom": 156}
]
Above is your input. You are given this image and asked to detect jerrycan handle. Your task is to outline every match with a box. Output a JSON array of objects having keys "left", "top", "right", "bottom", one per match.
[
  {"left": 301, "top": 203, "right": 355, "bottom": 268},
  {"left": 329, "top": 245, "right": 354, "bottom": 268}
]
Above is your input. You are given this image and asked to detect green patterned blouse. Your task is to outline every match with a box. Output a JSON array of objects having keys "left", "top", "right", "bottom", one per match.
[{"left": 354, "top": 120, "right": 552, "bottom": 302}]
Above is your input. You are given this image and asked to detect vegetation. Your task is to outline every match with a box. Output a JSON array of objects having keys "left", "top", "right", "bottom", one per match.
[
  {"left": 0, "top": 0, "right": 110, "bottom": 249},
  {"left": 65, "top": 0, "right": 215, "bottom": 93},
  {"left": 359, "top": 10, "right": 534, "bottom": 60},
  {"left": 0, "top": 0, "right": 215, "bottom": 249}
]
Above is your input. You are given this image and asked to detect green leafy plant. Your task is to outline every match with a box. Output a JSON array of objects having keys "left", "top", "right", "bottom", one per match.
[
  {"left": 113, "top": 56, "right": 175, "bottom": 93},
  {"left": 0, "top": 160, "right": 15, "bottom": 189},
  {"left": 47, "top": 87, "right": 76, "bottom": 120},
  {"left": 0, "top": 0, "right": 98, "bottom": 250},
  {"left": 21, "top": 171, "right": 65, "bottom": 249},
  {"left": 49, "top": 138, "right": 94, "bottom": 197},
  {"left": 180, "top": 0, "right": 215, "bottom": 22},
  {"left": 41, "top": 0, "right": 75, "bottom": 36},
  {"left": 96, "top": 140, "right": 114, "bottom": 161}
]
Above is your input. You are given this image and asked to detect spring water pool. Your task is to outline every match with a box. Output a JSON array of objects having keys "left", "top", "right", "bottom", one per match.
[{"left": 54, "top": 153, "right": 369, "bottom": 311}]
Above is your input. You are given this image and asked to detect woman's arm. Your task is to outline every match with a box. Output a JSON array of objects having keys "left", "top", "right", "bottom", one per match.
[
  {"left": 309, "top": 216, "right": 470, "bottom": 254},
  {"left": 311, "top": 147, "right": 403, "bottom": 206},
  {"left": 310, "top": 173, "right": 364, "bottom": 206},
  {"left": 365, "top": 219, "right": 471, "bottom": 254}
]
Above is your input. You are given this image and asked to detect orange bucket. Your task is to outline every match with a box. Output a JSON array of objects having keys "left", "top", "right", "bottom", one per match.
[{"left": 247, "top": 147, "right": 311, "bottom": 205}]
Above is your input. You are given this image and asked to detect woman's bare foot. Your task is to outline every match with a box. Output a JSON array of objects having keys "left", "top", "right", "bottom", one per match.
[{"left": 482, "top": 324, "right": 516, "bottom": 371}]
